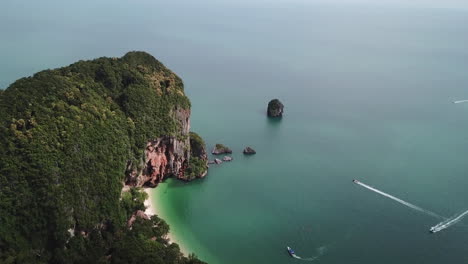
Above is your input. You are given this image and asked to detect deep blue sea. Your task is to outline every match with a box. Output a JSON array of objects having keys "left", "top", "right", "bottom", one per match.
[{"left": 2, "top": 1, "right": 468, "bottom": 263}]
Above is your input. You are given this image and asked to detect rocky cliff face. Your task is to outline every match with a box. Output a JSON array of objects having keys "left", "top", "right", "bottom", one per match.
[{"left": 125, "top": 108, "right": 207, "bottom": 187}]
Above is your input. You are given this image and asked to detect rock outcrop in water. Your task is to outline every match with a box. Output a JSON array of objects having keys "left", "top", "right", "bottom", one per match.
[
  {"left": 243, "top": 146, "right": 256, "bottom": 155},
  {"left": 267, "top": 99, "right": 284, "bottom": 117},
  {"left": 211, "top": 143, "right": 232, "bottom": 155}
]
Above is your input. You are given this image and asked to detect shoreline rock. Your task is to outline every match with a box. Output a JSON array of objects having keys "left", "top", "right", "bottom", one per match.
[
  {"left": 214, "top": 158, "right": 222, "bottom": 164},
  {"left": 223, "top": 156, "right": 233, "bottom": 162}
]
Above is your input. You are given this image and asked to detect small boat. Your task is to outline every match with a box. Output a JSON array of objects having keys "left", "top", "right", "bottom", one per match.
[
  {"left": 287, "top": 246, "right": 295, "bottom": 257},
  {"left": 429, "top": 226, "right": 437, "bottom": 233}
]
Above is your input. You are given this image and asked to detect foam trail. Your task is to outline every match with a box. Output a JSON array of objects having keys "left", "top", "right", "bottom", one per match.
[
  {"left": 433, "top": 212, "right": 459, "bottom": 228},
  {"left": 453, "top": 100, "right": 468, "bottom": 104},
  {"left": 290, "top": 246, "right": 326, "bottom": 262},
  {"left": 291, "top": 253, "right": 317, "bottom": 261},
  {"left": 355, "top": 181, "right": 442, "bottom": 219},
  {"left": 431, "top": 209, "right": 468, "bottom": 233}
]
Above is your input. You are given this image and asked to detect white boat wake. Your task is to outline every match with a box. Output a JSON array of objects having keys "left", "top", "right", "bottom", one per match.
[
  {"left": 430, "top": 210, "right": 468, "bottom": 233},
  {"left": 354, "top": 180, "right": 442, "bottom": 219},
  {"left": 290, "top": 246, "right": 327, "bottom": 261},
  {"left": 453, "top": 100, "right": 468, "bottom": 104}
]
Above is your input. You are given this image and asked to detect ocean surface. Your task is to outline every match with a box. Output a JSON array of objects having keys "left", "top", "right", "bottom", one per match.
[{"left": 2, "top": 1, "right": 468, "bottom": 263}]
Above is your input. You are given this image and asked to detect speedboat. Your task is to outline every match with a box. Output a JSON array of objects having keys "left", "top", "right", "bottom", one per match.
[
  {"left": 286, "top": 246, "right": 295, "bottom": 257},
  {"left": 352, "top": 179, "right": 358, "bottom": 183},
  {"left": 429, "top": 226, "right": 437, "bottom": 233}
]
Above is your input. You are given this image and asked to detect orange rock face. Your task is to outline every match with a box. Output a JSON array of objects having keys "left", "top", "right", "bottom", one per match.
[
  {"left": 146, "top": 143, "right": 168, "bottom": 180},
  {"left": 125, "top": 108, "right": 207, "bottom": 187}
]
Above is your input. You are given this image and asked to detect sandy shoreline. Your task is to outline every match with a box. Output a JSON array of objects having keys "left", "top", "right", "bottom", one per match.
[{"left": 144, "top": 187, "right": 188, "bottom": 255}]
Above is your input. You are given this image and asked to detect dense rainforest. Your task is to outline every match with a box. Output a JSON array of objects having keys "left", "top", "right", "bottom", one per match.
[{"left": 0, "top": 52, "right": 207, "bottom": 264}]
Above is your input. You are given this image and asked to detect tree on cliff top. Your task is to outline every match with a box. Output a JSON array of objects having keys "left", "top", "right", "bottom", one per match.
[{"left": 0, "top": 52, "right": 205, "bottom": 263}]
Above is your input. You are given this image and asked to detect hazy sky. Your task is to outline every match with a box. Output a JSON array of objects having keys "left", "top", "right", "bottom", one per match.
[
  {"left": 219, "top": 0, "right": 468, "bottom": 9},
  {"left": 316, "top": 0, "right": 468, "bottom": 9}
]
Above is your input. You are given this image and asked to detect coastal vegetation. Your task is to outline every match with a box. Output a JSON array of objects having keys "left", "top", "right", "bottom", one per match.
[
  {"left": 189, "top": 132, "right": 206, "bottom": 158},
  {"left": 0, "top": 52, "right": 206, "bottom": 263},
  {"left": 185, "top": 157, "right": 208, "bottom": 180},
  {"left": 185, "top": 132, "right": 208, "bottom": 180}
]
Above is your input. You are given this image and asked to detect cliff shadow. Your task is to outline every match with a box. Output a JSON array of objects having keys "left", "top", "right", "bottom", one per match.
[{"left": 165, "top": 176, "right": 207, "bottom": 189}]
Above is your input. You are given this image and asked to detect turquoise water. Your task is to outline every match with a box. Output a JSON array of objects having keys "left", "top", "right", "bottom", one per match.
[{"left": 3, "top": 1, "right": 468, "bottom": 263}]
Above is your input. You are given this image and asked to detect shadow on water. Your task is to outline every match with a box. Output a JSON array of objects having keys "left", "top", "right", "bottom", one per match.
[
  {"left": 266, "top": 116, "right": 283, "bottom": 126},
  {"left": 263, "top": 116, "right": 284, "bottom": 140},
  {"left": 162, "top": 177, "right": 207, "bottom": 189}
]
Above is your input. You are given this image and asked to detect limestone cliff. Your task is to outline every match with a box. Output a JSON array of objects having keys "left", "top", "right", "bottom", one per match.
[{"left": 125, "top": 107, "right": 208, "bottom": 187}]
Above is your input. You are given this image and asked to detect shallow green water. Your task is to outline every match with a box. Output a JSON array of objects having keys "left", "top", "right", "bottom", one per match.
[{"left": 3, "top": 1, "right": 468, "bottom": 263}]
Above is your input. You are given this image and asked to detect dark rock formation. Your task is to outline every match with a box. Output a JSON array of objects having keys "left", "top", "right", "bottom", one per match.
[
  {"left": 211, "top": 143, "right": 232, "bottom": 155},
  {"left": 223, "top": 156, "right": 233, "bottom": 162},
  {"left": 267, "top": 99, "right": 284, "bottom": 117},
  {"left": 243, "top": 146, "right": 256, "bottom": 155}
]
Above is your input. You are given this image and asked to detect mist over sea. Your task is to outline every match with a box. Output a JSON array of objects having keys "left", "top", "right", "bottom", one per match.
[{"left": 2, "top": 1, "right": 468, "bottom": 263}]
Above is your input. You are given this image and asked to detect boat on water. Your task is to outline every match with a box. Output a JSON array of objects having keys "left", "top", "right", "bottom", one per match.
[
  {"left": 287, "top": 246, "right": 295, "bottom": 257},
  {"left": 429, "top": 226, "right": 437, "bottom": 233}
]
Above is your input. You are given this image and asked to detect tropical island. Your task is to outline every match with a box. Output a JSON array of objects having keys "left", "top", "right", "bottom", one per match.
[{"left": 0, "top": 51, "right": 207, "bottom": 263}]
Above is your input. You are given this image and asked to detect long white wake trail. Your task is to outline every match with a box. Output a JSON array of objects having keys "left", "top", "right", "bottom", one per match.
[
  {"left": 453, "top": 100, "right": 468, "bottom": 104},
  {"left": 431, "top": 210, "right": 468, "bottom": 233},
  {"left": 355, "top": 181, "right": 442, "bottom": 219}
]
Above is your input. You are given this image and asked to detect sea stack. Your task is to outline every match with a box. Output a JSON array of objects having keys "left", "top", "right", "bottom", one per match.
[{"left": 267, "top": 99, "right": 284, "bottom": 117}]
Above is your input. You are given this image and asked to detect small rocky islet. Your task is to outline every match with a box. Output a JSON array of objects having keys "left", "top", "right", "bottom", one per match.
[
  {"left": 243, "top": 146, "right": 256, "bottom": 155},
  {"left": 208, "top": 144, "right": 257, "bottom": 165},
  {"left": 209, "top": 98, "right": 284, "bottom": 165},
  {"left": 209, "top": 144, "right": 233, "bottom": 165},
  {"left": 267, "top": 98, "right": 284, "bottom": 117},
  {"left": 211, "top": 143, "right": 232, "bottom": 155}
]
